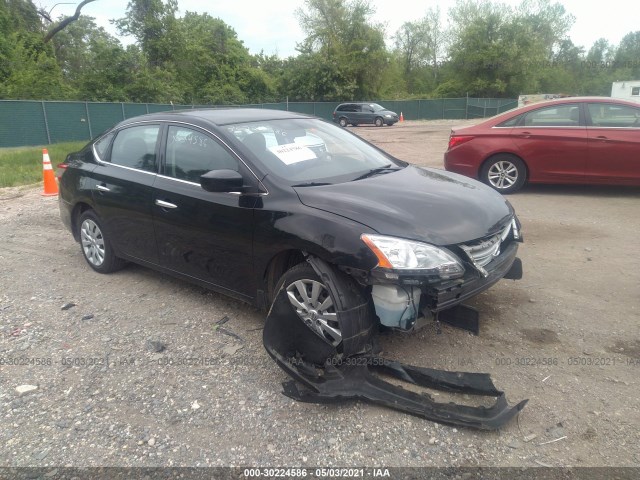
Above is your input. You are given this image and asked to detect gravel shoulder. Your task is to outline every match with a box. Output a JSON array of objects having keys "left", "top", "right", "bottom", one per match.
[{"left": 1, "top": 121, "right": 639, "bottom": 468}]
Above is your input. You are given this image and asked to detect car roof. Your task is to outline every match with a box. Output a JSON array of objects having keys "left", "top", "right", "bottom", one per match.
[
  {"left": 116, "top": 108, "right": 314, "bottom": 128},
  {"left": 479, "top": 96, "right": 640, "bottom": 126},
  {"left": 338, "top": 102, "right": 379, "bottom": 105}
]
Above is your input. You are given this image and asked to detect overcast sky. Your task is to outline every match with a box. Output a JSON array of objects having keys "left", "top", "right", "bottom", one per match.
[{"left": 40, "top": 0, "right": 637, "bottom": 58}]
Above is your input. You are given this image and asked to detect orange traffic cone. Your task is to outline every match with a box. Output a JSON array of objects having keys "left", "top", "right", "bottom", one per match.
[
  {"left": 41, "top": 148, "right": 59, "bottom": 196},
  {"left": 400, "top": 112, "right": 404, "bottom": 122}
]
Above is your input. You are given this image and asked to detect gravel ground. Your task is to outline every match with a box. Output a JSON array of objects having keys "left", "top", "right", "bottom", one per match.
[{"left": 1, "top": 120, "right": 639, "bottom": 471}]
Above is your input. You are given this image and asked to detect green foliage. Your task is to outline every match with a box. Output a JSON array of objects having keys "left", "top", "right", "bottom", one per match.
[
  {"left": 393, "top": 7, "right": 445, "bottom": 94},
  {"left": 0, "top": 0, "right": 639, "bottom": 108},
  {"left": 0, "top": 0, "right": 70, "bottom": 99},
  {"left": 445, "top": 0, "right": 572, "bottom": 97},
  {"left": 290, "top": 0, "right": 388, "bottom": 100},
  {"left": 115, "top": 0, "right": 183, "bottom": 68}
]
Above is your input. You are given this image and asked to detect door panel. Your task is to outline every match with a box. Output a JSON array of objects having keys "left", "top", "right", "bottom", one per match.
[
  {"left": 586, "top": 103, "right": 640, "bottom": 184},
  {"left": 152, "top": 125, "right": 256, "bottom": 297},
  {"left": 510, "top": 104, "right": 587, "bottom": 183},
  {"left": 91, "top": 125, "right": 160, "bottom": 263}
]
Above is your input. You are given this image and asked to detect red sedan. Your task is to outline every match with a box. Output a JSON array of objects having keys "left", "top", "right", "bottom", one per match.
[{"left": 444, "top": 97, "right": 640, "bottom": 193}]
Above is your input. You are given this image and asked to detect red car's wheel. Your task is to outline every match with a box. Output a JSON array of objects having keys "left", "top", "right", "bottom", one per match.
[{"left": 481, "top": 154, "right": 527, "bottom": 194}]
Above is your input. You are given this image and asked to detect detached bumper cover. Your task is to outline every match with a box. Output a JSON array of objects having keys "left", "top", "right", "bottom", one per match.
[{"left": 281, "top": 358, "right": 528, "bottom": 431}]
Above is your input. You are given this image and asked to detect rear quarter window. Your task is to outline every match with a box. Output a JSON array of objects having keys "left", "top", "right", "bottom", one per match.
[
  {"left": 496, "top": 114, "right": 523, "bottom": 127},
  {"left": 93, "top": 132, "right": 115, "bottom": 161}
]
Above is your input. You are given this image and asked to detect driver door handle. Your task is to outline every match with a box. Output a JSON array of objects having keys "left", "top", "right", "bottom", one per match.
[
  {"left": 155, "top": 199, "right": 178, "bottom": 209},
  {"left": 95, "top": 184, "right": 110, "bottom": 192}
]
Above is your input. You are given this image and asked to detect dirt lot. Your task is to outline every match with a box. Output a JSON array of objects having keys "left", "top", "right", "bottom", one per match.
[{"left": 1, "top": 121, "right": 639, "bottom": 471}]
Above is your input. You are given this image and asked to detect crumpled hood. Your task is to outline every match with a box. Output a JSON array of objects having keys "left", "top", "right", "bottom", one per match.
[{"left": 294, "top": 166, "right": 514, "bottom": 246}]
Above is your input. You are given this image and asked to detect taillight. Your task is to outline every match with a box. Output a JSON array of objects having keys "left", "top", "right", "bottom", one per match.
[
  {"left": 56, "top": 162, "right": 68, "bottom": 180},
  {"left": 447, "top": 135, "right": 474, "bottom": 150}
]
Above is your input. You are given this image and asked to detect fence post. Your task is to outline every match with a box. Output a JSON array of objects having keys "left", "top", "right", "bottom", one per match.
[
  {"left": 121, "top": 103, "right": 126, "bottom": 120},
  {"left": 465, "top": 93, "right": 469, "bottom": 120},
  {"left": 85, "top": 102, "right": 93, "bottom": 139},
  {"left": 41, "top": 101, "right": 51, "bottom": 145}
]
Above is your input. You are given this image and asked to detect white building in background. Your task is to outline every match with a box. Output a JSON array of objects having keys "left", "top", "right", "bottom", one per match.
[{"left": 611, "top": 81, "right": 640, "bottom": 103}]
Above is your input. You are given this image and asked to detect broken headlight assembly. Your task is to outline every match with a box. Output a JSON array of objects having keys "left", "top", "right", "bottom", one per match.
[{"left": 361, "top": 234, "right": 465, "bottom": 280}]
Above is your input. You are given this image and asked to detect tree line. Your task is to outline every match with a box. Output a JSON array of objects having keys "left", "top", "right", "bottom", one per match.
[{"left": 1, "top": 0, "right": 639, "bottom": 104}]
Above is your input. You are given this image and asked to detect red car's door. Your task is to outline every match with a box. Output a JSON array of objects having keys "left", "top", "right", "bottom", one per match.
[
  {"left": 586, "top": 102, "right": 640, "bottom": 185},
  {"left": 510, "top": 103, "right": 588, "bottom": 184}
]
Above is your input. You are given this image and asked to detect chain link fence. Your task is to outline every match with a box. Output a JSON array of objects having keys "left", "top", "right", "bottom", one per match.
[{"left": 0, "top": 98, "right": 517, "bottom": 148}]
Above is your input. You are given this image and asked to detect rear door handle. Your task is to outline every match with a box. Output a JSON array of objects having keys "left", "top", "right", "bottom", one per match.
[
  {"left": 595, "top": 135, "right": 608, "bottom": 141},
  {"left": 517, "top": 131, "right": 531, "bottom": 138},
  {"left": 96, "top": 184, "right": 110, "bottom": 192},
  {"left": 155, "top": 199, "right": 178, "bottom": 209}
]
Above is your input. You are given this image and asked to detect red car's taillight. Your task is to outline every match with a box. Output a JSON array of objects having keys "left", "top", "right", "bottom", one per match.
[{"left": 447, "top": 135, "right": 474, "bottom": 150}]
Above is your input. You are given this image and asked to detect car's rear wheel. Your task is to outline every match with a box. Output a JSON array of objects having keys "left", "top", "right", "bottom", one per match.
[
  {"left": 339, "top": 117, "right": 348, "bottom": 127},
  {"left": 374, "top": 117, "right": 384, "bottom": 127},
  {"left": 78, "top": 210, "right": 126, "bottom": 273},
  {"left": 481, "top": 154, "right": 526, "bottom": 194}
]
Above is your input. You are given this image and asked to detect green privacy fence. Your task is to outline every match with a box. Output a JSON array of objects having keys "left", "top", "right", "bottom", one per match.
[{"left": 0, "top": 97, "right": 517, "bottom": 148}]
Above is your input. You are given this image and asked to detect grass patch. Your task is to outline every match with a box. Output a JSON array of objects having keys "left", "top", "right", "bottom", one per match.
[{"left": 0, "top": 141, "right": 87, "bottom": 188}]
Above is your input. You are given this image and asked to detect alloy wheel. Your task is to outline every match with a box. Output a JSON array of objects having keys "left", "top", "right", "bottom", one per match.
[
  {"left": 80, "top": 219, "right": 105, "bottom": 267},
  {"left": 285, "top": 279, "right": 341, "bottom": 346},
  {"left": 487, "top": 160, "right": 518, "bottom": 190}
]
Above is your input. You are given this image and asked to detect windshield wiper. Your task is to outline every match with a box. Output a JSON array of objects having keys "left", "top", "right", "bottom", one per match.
[
  {"left": 352, "top": 164, "right": 401, "bottom": 181},
  {"left": 291, "top": 181, "right": 333, "bottom": 187}
]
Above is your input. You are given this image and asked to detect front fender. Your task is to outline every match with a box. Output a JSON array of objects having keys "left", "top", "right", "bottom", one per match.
[{"left": 253, "top": 204, "right": 380, "bottom": 294}]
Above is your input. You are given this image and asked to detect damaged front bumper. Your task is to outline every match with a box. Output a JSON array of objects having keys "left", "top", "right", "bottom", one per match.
[
  {"left": 264, "top": 278, "right": 528, "bottom": 430},
  {"left": 365, "top": 241, "right": 522, "bottom": 331}
]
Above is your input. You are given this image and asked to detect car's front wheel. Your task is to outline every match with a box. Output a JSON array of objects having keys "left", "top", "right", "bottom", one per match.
[
  {"left": 277, "top": 263, "right": 342, "bottom": 347},
  {"left": 274, "top": 262, "right": 373, "bottom": 353},
  {"left": 374, "top": 117, "right": 384, "bottom": 127},
  {"left": 480, "top": 154, "right": 527, "bottom": 194},
  {"left": 78, "top": 210, "right": 126, "bottom": 273}
]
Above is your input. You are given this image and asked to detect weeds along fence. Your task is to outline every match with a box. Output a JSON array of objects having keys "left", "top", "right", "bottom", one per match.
[{"left": 0, "top": 97, "right": 517, "bottom": 148}]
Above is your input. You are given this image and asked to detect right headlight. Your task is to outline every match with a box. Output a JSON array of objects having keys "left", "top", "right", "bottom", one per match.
[{"left": 361, "top": 234, "right": 465, "bottom": 280}]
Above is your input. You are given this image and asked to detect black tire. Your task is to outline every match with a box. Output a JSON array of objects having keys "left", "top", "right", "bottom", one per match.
[
  {"left": 480, "top": 154, "right": 527, "bottom": 194},
  {"left": 274, "top": 262, "right": 372, "bottom": 354},
  {"left": 338, "top": 117, "right": 348, "bottom": 127},
  {"left": 374, "top": 117, "right": 384, "bottom": 127},
  {"left": 77, "top": 210, "right": 126, "bottom": 273}
]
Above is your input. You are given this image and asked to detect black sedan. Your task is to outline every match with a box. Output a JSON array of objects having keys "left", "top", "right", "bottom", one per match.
[{"left": 58, "top": 108, "right": 523, "bottom": 356}]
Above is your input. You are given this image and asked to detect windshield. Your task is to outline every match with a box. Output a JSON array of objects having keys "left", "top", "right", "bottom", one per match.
[
  {"left": 225, "top": 118, "right": 403, "bottom": 184},
  {"left": 371, "top": 103, "right": 386, "bottom": 112}
]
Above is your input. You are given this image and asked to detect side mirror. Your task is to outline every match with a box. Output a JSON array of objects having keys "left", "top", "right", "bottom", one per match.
[{"left": 200, "top": 169, "right": 244, "bottom": 193}]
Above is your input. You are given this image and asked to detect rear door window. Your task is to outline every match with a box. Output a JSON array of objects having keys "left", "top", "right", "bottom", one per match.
[
  {"left": 587, "top": 103, "right": 640, "bottom": 128},
  {"left": 110, "top": 125, "right": 160, "bottom": 172}
]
